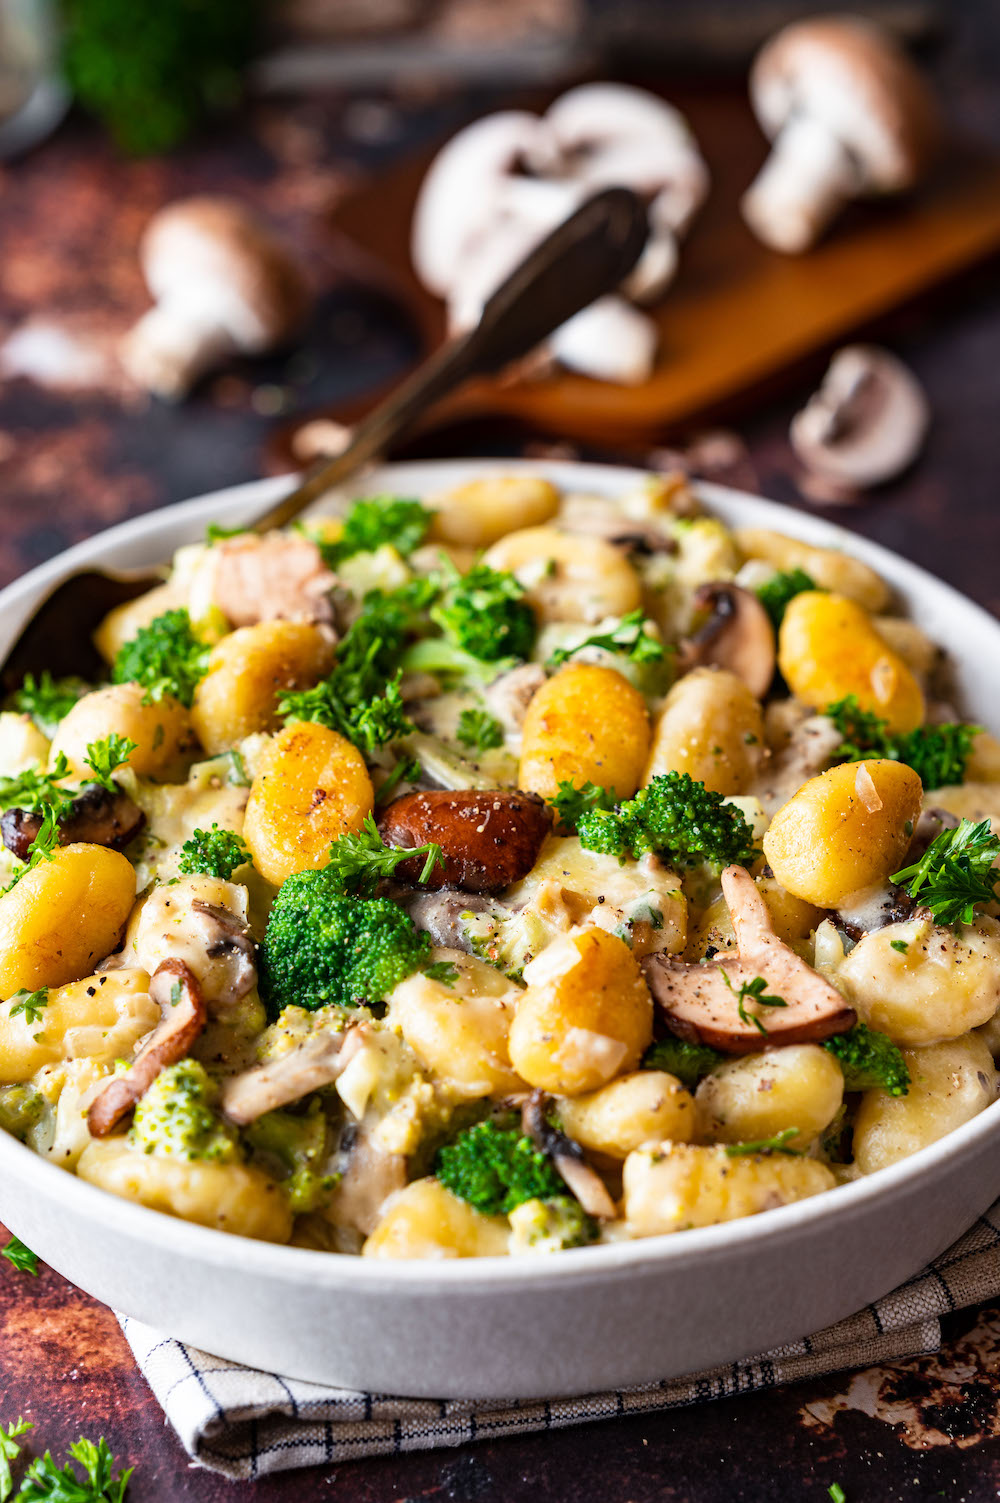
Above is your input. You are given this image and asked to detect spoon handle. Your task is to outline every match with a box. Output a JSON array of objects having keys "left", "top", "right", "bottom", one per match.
[{"left": 250, "top": 186, "right": 648, "bottom": 533}]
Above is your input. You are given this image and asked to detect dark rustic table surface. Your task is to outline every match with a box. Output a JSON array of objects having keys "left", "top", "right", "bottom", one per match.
[{"left": 3, "top": 3, "right": 1000, "bottom": 1498}]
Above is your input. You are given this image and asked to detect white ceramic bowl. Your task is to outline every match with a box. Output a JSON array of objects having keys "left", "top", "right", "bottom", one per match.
[{"left": 2, "top": 459, "right": 999, "bottom": 1400}]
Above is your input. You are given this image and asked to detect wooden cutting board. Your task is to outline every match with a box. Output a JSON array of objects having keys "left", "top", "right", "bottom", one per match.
[{"left": 278, "top": 81, "right": 1000, "bottom": 454}]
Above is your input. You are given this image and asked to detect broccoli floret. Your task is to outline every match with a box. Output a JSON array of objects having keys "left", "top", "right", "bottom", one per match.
[
  {"left": 399, "top": 637, "right": 513, "bottom": 686},
  {"left": 0, "top": 1084, "right": 45, "bottom": 1142},
  {"left": 577, "top": 771, "right": 758, "bottom": 869},
  {"left": 112, "top": 608, "right": 210, "bottom": 707},
  {"left": 243, "top": 1101, "right": 335, "bottom": 1213},
  {"left": 508, "top": 1196, "right": 598, "bottom": 1253},
  {"left": 641, "top": 1037, "right": 724, "bottom": 1091},
  {"left": 259, "top": 875, "right": 431, "bottom": 1016},
  {"left": 320, "top": 495, "right": 433, "bottom": 567},
  {"left": 130, "top": 1059, "right": 240, "bottom": 1162},
  {"left": 755, "top": 568, "right": 817, "bottom": 629},
  {"left": 432, "top": 563, "right": 535, "bottom": 663},
  {"left": 177, "top": 824, "right": 252, "bottom": 880},
  {"left": 823, "top": 1024, "right": 910, "bottom": 1096},
  {"left": 435, "top": 1118, "right": 564, "bottom": 1216}
]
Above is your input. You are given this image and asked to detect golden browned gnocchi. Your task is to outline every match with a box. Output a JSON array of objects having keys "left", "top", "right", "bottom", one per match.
[
  {"left": 852, "top": 1035, "right": 998, "bottom": 1175},
  {"left": 1, "top": 470, "right": 996, "bottom": 1262},
  {"left": 518, "top": 662, "right": 650, "bottom": 804}
]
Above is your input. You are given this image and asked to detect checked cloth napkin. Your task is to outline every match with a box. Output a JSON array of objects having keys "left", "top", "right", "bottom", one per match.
[{"left": 117, "top": 1200, "right": 1000, "bottom": 1482}]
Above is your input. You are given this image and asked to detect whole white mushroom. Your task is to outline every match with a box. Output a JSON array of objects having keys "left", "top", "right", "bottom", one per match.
[
  {"left": 741, "top": 16, "right": 941, "bottom": 254},
  {"left": 121, "top": 197, "right": 312, "bottom": 400}
]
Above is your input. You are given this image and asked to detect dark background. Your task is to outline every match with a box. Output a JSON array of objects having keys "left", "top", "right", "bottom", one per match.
[{"left": 2, "top": 1, "right": 1000, "bottom": 1497}]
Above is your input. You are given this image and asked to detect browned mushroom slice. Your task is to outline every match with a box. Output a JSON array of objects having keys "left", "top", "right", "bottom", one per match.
[
  {"left": 558, "top": 495, "right": 677, "bottom": 555},
  {"left": 220, "top": 1024, "right": 368, "bottom": 1126},
  {"left": 678, "top": 583, "right": 776, "bottom": 699},
  {"left": 211, "top": 533, "right": 336, "bottom": 628},
  {"left": 642, "top": 865, "right": 855, "bottom": 1053},
  {"left": 522, "top": 1090, "right": 617, "bottom": 1220},
  {"left": 2, "top": 784, "right": 145, "bottom": 862},
  {"left": 87, "top": 959, "right": 206, "bottom": 1137},
  {"left": 378, "top": 789, "right": 553, "bottom": 892}
]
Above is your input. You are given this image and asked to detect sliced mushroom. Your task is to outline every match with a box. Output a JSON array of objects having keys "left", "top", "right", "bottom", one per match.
[
  {"left": 522, "top": 1091, "right": 617, "bottom": 1221},
  {"left": 210, "top": 532, "right": 337, "bottom": 628},
  {"left": 87, "top": 960, "right": 206, "bottom": 1138},
  {"left": 378, "top": 789, "right": 553, "bottom": 893},
  {"left": 642, "top": 865, "right": 855, "bottom": 1053},
  {"left": 790, "top": 345, "right": 930, "bottom": 490},
  {"left": 404, "top": 889, "right": 498, "bottom": 951},
  {"left": 558, "top": 495, "right": 677, "bottom": 554},
  {"left": 1, "top": 783, "right": 145, "bottom": 862},
  {"left": 120, "top": 197, "right": 312, "bottom": 400},
  {"left": 679, "top": 582, "right": 776, "bottom": 699},
  {"left": 741, "top": 17, "right": 940, "bottom": 254},
  {"left": 189, "top": 900, "right": 257, "bottom": 1007},
  {"left": 221, "top": 1023, "right": 367, "bottom": 1126},
  {"left": 751, "top": 711, "right": 843, "bottom": 816},
  {"left": 326, "top": 1120, "right": 407, "bottom": 1237},
  {"left": 835, "top": 881, "right": 915, "bottom": 943},
  {"left": 482, "top": 663, "right": 547, "bottom": 737}
]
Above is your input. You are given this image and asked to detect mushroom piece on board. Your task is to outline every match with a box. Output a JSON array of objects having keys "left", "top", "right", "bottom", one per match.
[
  {"left": 790, "top": 345, "right": 930, "bottom": 490},
  {"left": 120, "top": 196, "right": 312, "bottom": 400},
  {"left": 741, "top": 17, "right": 941, "bottom": 254},
  {"left": 642, "top": 865, "right": 855, "bottom": 1053}
]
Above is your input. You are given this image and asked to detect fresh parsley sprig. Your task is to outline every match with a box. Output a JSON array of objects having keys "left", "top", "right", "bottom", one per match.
[
  {"left": 826, "top": 695, "right": 979, "bottom": 791},
  {"left": 82, "top": 735, "right": 136, "bottom": 792},
  {"left": 725, "top": 1128, "right": 801, "bottom": 1158},
  {"left": 722, "top": 971, "right": 787, "bottom": 1037},
  {"left": 111, "top": 608, "right": 210, "bottom": 707},
  {"left": 755, "top": 568, "right": 817, "bottom": 629},
  {"left": 892, "top": 817, "right": 1000, "bottom": 926},
  {"left": 546, "top": 609, "right": 666, "bottom": 670},
  {"left": 547, "top": 779, "right": 618, "bottom": 831},
  {"left": 1, "top": 1236, "right": 38, "bottom": 1276},
  {"left": 1, "top": 1418, "right": 33, "bottom": 1503},
  {"left": 455, "top": 708, "right": 504, "bottom": 754},
  {"left": 424, "top": 960, "right": 459, "bottom": 986},
  {"left": 15, "top": 1435, "right": 132, "bottom": 1503},
  {"left": 318, "top": 495, "right": 433, "bottom": 567},
  {"left": 280, "top": 671, "right": 415, "bottom": 759},
  {"left": 8, "top": 990, "right": 47, "bottom": 1025},
  {"left": 9, "top": 673, "right": 89, "bottom": 736},
  {"left": 325, "top": 814, "right": 443, "bottom": 898}
]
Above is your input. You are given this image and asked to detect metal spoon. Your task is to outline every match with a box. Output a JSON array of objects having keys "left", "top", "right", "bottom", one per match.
[{"left": 0, "top": 186, "right": 647, "bottom": 691}]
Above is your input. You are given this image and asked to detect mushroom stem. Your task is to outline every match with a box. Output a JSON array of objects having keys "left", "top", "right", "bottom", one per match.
[
  {"left": 742, "top": 114, "right": 857, "bottom": 254},
  {"left": 122, "top": 299, "right": 242, "bottom": 402}
]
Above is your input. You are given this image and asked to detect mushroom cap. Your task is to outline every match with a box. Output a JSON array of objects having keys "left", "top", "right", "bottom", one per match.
[
  {"left": 750, "top": 16, "right": 941, "bottom": 191},
  {"left": 679, "top": 582, "right": 776, "bottom": 699},
  {"left": 538, "top": 83, "right": 709, "bottom": 231},
  {"left": 411, "top": 110, "right": 551, "bottom": 296},
  {"left": 790, "top": 344, "right": 930, "bottom": 487},
  {"left": 139, "top": 196, "right": 311, "bottom": 346}
]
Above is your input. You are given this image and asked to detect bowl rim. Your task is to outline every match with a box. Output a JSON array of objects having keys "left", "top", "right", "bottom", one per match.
[{"left": 2, "top": 454, "right": 999, "bottom": 1292}]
